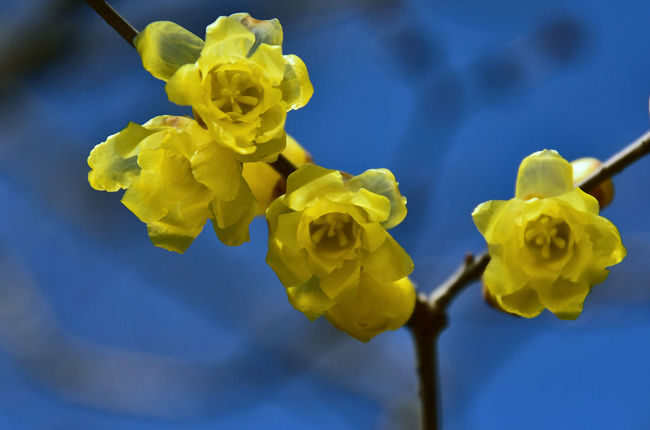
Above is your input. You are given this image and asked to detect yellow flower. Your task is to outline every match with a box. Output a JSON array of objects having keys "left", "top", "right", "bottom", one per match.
[
  {"left": 242, "top": 134, "right": 312, "bottom": 215},
  {"left": 266, "top": 164, "right": 415, "bottom": 341},
  {"left": 88, "top": 115, "right": 256, "bottom": 252},
  {"left": 472, "top": 150, "right": 626, "bottom": 319},
  {"left": 135, "top": 13, "right": 313, "bottom": 162}
]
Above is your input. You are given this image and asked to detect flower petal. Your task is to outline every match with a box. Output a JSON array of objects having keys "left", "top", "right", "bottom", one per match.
[
  {"left": 515, "top": 149, "right": 573, "bottom": 200},
  {"left": 191, "top": 142, "right": 242, "bottom": 201},
  {"left": 471, "top": 199, "right": 509, "bottom": 237},
  {"left": 88, "top": 122, "right": 156, "bottom": 191},
  {"left": 325, "top": 274, "right": 416, "bottom": 342},
  {"left": 497, "top": 286, "right": 544, "bottom": 318},
  {"left": 238, "top": 13, "right": 283, "bottom": 50},
  {"left": 286, "top": 277, "right": 334, "bottom": 321},
  {"left": 363, "top": 233, "right": 414, "bottom": 282},
  {"left": 165, "top": 63, "right": 204, "bottom": 106},
  {"left": 248, "top": 44, "right": 285, "bottom": 85},
  {"left": 280, "top": 54, "right": 314, "bottom": 111},
  {"left": 534, "top": 277, "right": 590, "bottom": 320},
  {"left": 318, "top": 259, "right": 361, "bottom": 304},
  {"left": 135, "top": 21, "right": 204, "bottom": 82},
  {"left": 285, "top": 165, "right": 344, "bottom": 210},
  {"left": 347, "top": 168, "right": 407, "bottom": 229},
  {"left": 209, "top": 178, "right": 256, "bottom": 246},
  {"left": 204, "top": 15, "right": 255, "bottom": 58}
]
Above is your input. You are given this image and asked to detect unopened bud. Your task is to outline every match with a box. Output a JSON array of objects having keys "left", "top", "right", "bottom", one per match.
[{"left": 571, "top": 157, "right": 614, "bottom": 209}]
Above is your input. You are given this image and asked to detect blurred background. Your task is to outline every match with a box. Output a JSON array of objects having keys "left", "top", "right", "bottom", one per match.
[{"left": 1, "top": 0, "right": 650, "bottom": 428}]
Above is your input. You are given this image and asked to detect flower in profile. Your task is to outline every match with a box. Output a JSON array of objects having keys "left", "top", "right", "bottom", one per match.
[
  {"left": 472, "top": 150, "right": 626, "bottom": 319},
  {"left": 266, "top": 164, "right": 415, "bottom": 341},
  {"left": 88, "top": 115, "right": 256, "bottom": 252},
  {"left": 135, "top": 13, "right": 313, "bottom": 162}
]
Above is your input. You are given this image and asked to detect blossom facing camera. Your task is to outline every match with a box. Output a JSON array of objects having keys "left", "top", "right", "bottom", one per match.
[
  {"left": 135, "top": 13, "right": 313, "bottom": 162},
  {"left": 472, "top": 150, "right": 625, "bottom": 319},
  {"left": 266, "top": 164, "right": 415, "bottom": 341},
  {"left": 88, "top": 115, "right": 256, "bottom": 252}
]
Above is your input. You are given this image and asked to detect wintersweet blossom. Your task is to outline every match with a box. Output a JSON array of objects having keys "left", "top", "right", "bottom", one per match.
[
  {"left": 472, "top": 150, "right": 626, "bottom": 319},
  {"left": 266, "top": 164, "right": 415, "bottom": 341},
  {"left": 88, "top": 115, "right": 256, "bottom": 252},
  {"left": 135, "top": 13, "right": 313, "bottom": 162}
]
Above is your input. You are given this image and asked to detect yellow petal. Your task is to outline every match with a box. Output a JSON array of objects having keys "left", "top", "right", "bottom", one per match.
[
  {"left": 135, "top": 21, "right": 204, "bottom": 82},
  {"left": 318, "top": 259, "right": 361, "bottom": 304},
  {"left": 583, "top": 214, "right": 627, "bottom": 267},
  {"left": 248, "top": 44, "right": 285, "bottom": 85},
  {"left": 285, "top": 165, "right": 344, "bottom": 210},
  {"left": 209, "top": 178, "right": 256, "bottom": 246},
  {"left": 555, "top": 187, "right": 599, "bottom": 215},
  {"left": 191, "top": 143, "right": 242, "bottom": 201},
  {"left": 203, "top": 15, "right": 255, "bottom": 58},
  {"left": 483, "top": 254, "right": 529, "bottom": 297},
  {"left": 146, "top": 214, "right": 206, "bottom": 253},
  {"left": 534, "top": 277, "right": 589, "bottom": 320},
  {"left": 280, "top": 54, "right": 314, "bottom": 111},
  {"left": 347, "top": 168, "right": 407, "bottom": 229},
  {"left": 497, "top": 286, "right": 544, "bottom": 318},
  {"left": 236, "top": 128, "right": 287, "bottom": 163},
  {"left": 120, "top": 147, "right": 213, "bottom": 253},
  {"left": 471, "top": 199, "right": 509, "bottom": 237},
  {"left": 237, "top": 13, "right": 283, "bottom": 48},
  {"left": 88, "top": 122, "right": 156, "bottom": 191},
  {"left": 362, "top": 233, "right": 414, "bottom": 282},
  {"left": 360, "top": 222, "right": 388, "bottom": 252},
  {"left": 265, "top": 197, "right": 314, "bottom": 286},
  {"left": 515, "top": 149, "right": 573, "bottom": 200},
  {"left": 324, "top": 274, "right": 416, "bottom": 342},
  {"left": 165, "top": 63, "right": 204, "bottom": 106},
  {"left": 345, "top": 188, "right": 391, "bottom": 224},
  {"left": 286, "top": 277, "right": 334, "bottom": 321}
]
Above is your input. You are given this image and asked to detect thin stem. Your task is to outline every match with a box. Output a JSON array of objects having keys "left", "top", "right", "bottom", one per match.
[
  {"left": 84, "top": 0, "right": 298, "bottom": 176},
  {"left": 85, "top": 0, "right": 137, "bottom": 46},
  {"left": 429, "top": 252, "right": 490, "bottom": 309}
]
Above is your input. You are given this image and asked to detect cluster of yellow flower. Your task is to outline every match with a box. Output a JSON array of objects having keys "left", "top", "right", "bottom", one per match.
[
  {"left": 88, "top": 13, "right": 415, "bottom": 341},
  {"left": 88, "top": 13, "right": 626, "bottom": 341}
]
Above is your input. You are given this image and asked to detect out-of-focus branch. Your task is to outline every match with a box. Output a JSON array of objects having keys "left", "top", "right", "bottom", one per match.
[{"left": 84, "top": 0, "right": 298, "bottom": 177}]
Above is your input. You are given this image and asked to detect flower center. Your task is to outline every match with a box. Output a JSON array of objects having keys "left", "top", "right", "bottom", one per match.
[
  {"left": 309, "top": 213, "right": 356, "bottom": 253},
  {"left": 524, "top": 215, "right": 572, "bottom": 261},
  {"left": 210, "top": 69, "right": 261, "bottom": 116}
]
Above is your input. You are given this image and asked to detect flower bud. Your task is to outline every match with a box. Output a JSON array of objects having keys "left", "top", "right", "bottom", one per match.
[{"left": 571, "top": 157, "right": 614, "bottom": 209}]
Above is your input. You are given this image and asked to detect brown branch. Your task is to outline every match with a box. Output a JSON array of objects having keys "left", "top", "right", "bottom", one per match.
[
  {"left": 428, "top": 252, "right": 491, "bottom": 310},
  {"left": 578, "top": 129, "right": 650, "bottom": 191},
  {"left": 84, "top": 0, "right": 298, "bottom": 177},
  {"left": 85, "top": 0, "right": 137, "bottom": 47}
]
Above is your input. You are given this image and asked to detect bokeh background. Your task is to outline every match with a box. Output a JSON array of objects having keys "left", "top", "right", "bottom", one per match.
[{"left": 1, "top": 0, "right": 650, "bottom": 428}]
